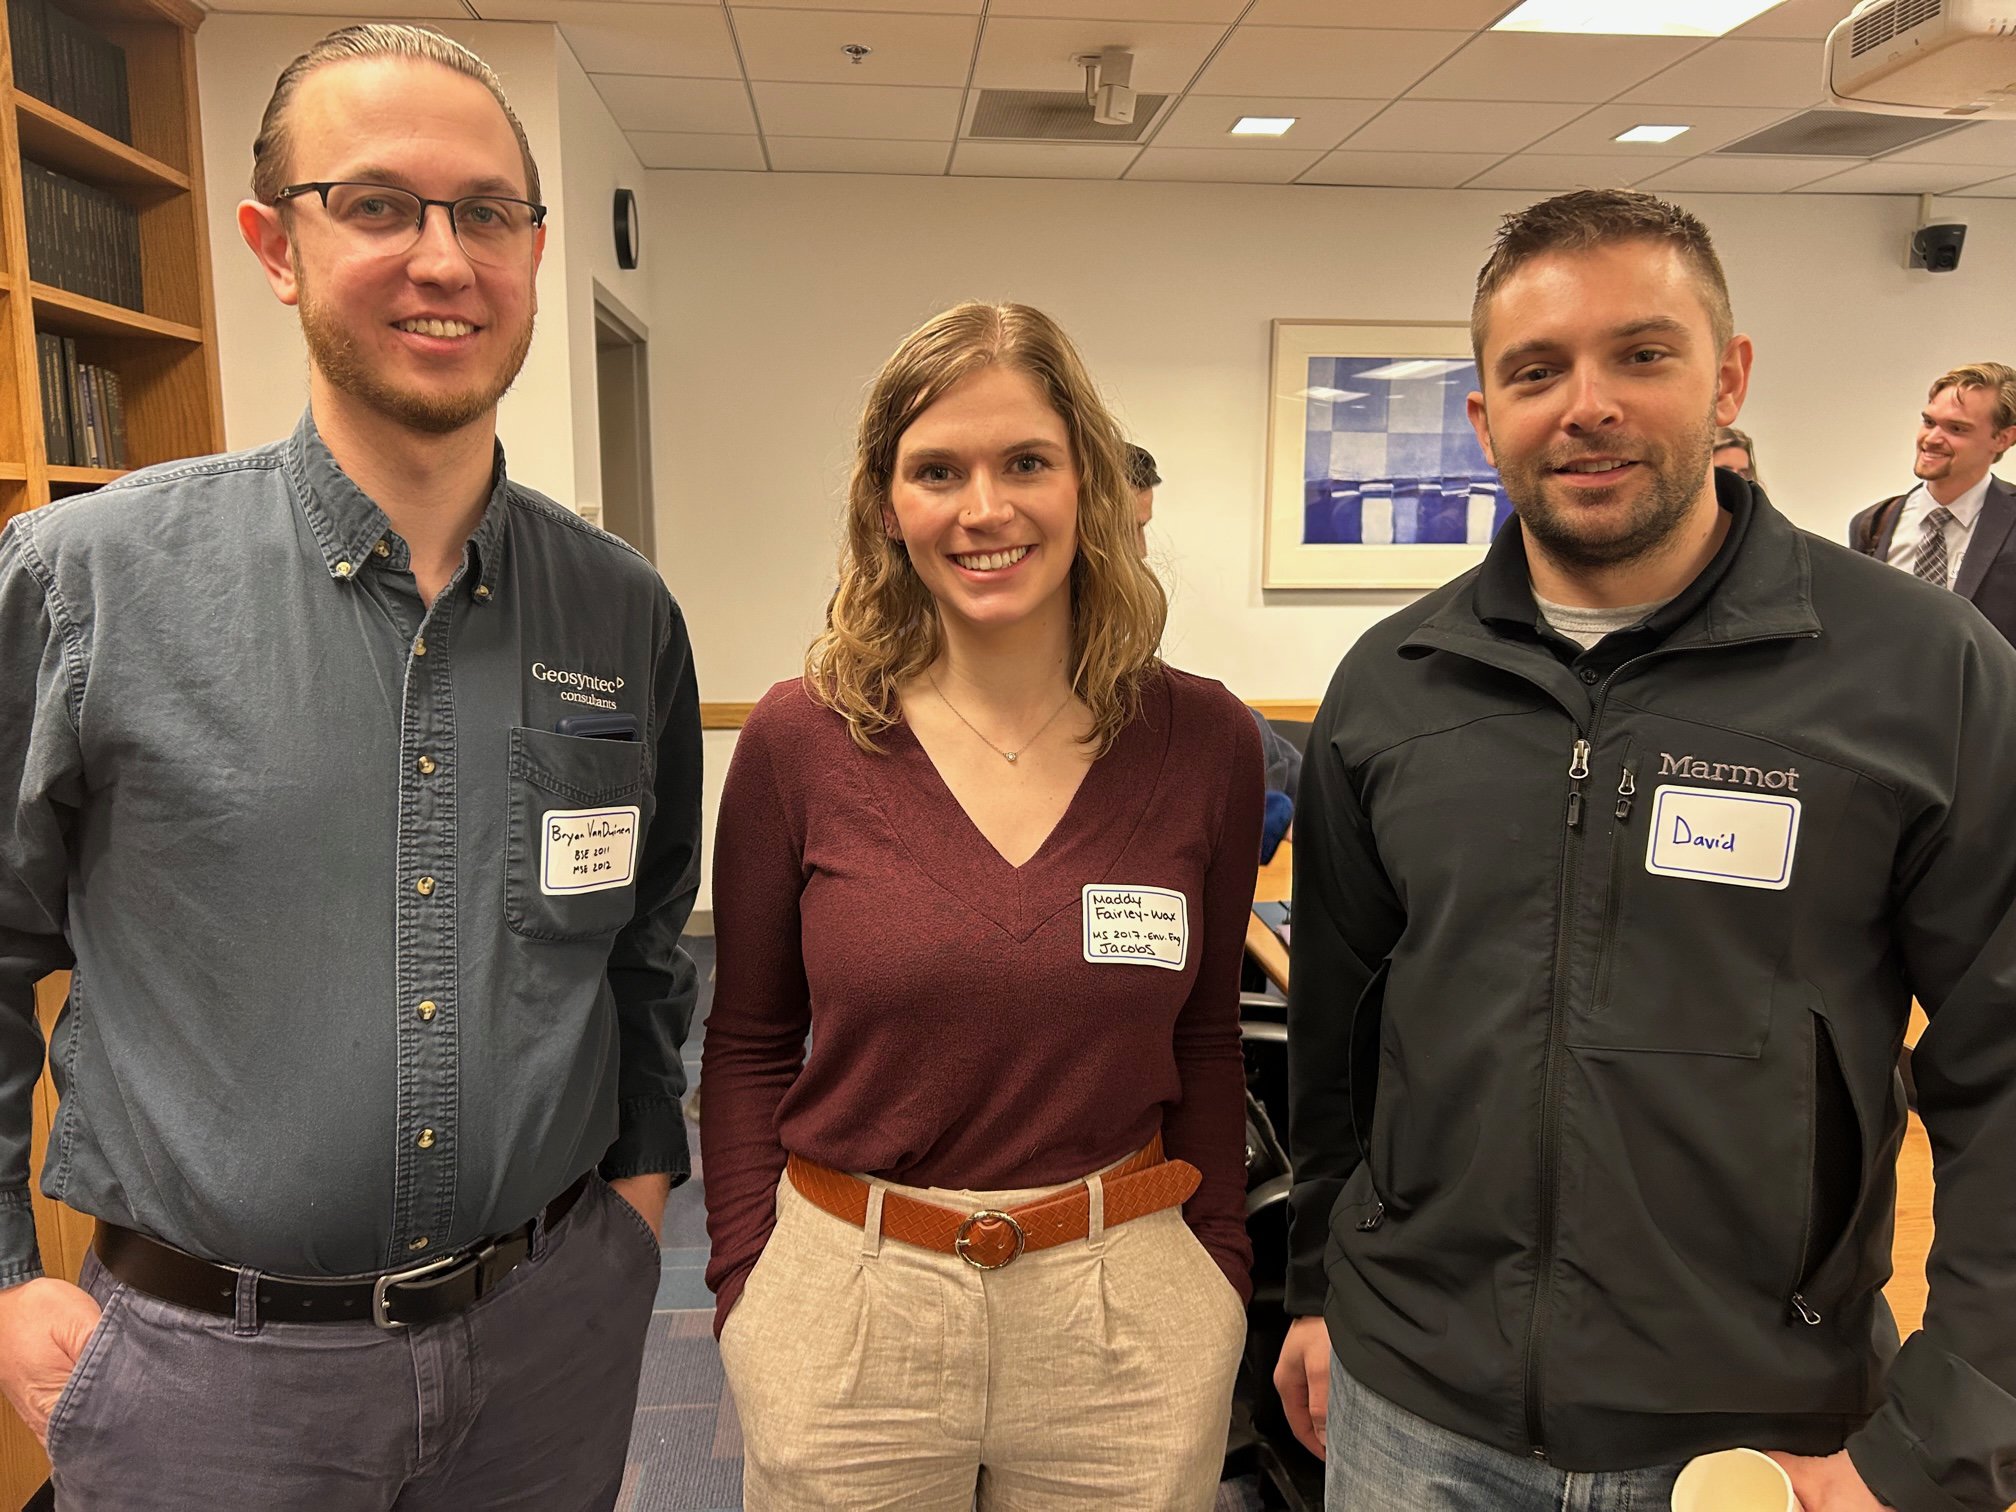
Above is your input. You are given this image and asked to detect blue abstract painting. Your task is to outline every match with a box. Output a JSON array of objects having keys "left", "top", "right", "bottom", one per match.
[{"left": 1299, "top": 356, "right": 1509, "bottom": 547}]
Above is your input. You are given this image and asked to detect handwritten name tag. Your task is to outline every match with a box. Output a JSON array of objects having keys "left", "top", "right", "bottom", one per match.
[
  {"left": 541, "top": 805, "right": 641, "bottom": 895},
  {"left": 1082, "top": 885, "right": 1189, "bottom": 971},
  {"left": 1644, "top": 785, "right": 1800, "bottom": 891}
]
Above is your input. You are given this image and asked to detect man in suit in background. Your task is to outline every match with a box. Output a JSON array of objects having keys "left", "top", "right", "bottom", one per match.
[{"left": 1851, "top": 363, "right": 2016, "bottom": 645}]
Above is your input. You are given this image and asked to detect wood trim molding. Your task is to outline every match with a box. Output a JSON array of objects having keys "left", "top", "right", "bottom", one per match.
[
  {"left": 1248, "top": 700, "right": 1319, "bottom": 723},
  {"left": 700, "top": 696, "right": 1320, "bottom": 732}
]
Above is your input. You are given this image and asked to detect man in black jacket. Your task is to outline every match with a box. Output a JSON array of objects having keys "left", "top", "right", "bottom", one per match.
[
  {"left": 1276, "top": 190, "right": 2016, "bottom": 1512},
  {"left": 1848, "top": 363, "right": 2016, "bottom": 647}
]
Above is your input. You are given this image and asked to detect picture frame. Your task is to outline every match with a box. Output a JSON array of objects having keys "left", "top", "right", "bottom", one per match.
[{"left": 1262, "top": 319, "right": 1506, "bottom": 590}]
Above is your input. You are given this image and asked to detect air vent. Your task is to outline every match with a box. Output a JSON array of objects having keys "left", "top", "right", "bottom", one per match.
[
  {"left": 1716, "top": 106, "right": 1969, "bottom": 156},
  {"left": 1851, "top": 0, "right": 1947, "bottom": 56},
  {"left": 967, "top": 88, "right": 1168, "bottom": 143}
]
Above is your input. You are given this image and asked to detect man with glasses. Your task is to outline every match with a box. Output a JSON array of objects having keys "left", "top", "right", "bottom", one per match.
[{"left": 0, "top": 25, "right": 701, "bottom": 1508}]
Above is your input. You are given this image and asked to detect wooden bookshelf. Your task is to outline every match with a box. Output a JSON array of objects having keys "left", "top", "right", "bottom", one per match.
[{"left": 0, "top": 0, "right": 221, "bottom": 1492}]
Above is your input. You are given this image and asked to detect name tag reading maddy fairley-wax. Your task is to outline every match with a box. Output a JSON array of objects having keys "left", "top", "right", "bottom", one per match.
[
  {"left": 1082, "top": 885, "right": 1189, "bottom": 970},
  {"left": 1644, "top": 785, "right": 1801, "bottom": 891},
  {"left": 541, "top": 806, "right": 642, "bottom": 895}
]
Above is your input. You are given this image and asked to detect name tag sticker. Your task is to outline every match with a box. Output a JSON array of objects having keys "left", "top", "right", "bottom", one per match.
[
  {"left": 1082, "top": 885, "right": 1189, "bottom": 971},
  {"left": 1644, "top": 785, "right": 1800, "bottom": 891},
  {"left": 541, "top": 806, "right": 641, "bottom": 895}
]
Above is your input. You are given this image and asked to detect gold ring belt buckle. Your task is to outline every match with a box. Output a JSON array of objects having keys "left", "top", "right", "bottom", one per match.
[{"left": 954, "top": 1209, "right": 1027, "bottom": 1270}]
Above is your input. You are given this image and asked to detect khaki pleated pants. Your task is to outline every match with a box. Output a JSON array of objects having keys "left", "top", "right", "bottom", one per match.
[{"left": 719, "top": 1155, "right": 1247, "bottom": 1511}]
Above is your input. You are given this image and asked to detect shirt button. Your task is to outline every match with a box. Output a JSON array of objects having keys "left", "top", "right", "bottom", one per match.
[
  {"left": 417, "top": 754, "right": 437, "bottom": 776},
  {"left": 415, "top": 876, "right": 436, "bottom": 896},
  {"left": 417, "top": 999, "right": 437, "bottom": 1022},
  {"left": 334, "top": 561, "right": 353, "bottom": 578},
  {"left": 473, "top": 585, "right": 492, "bottom": 601},
  {"left": 1578, "top": 667, "right": 1599, "bottom": 684},
  {"left": 374, "top": 539, "right": 391, "bottom": 557},
  {"left": 408, "top": 1237, "right": 430, "bottom": 1252},
  {"left": 417, "top": 1127, "right": 436, "bottom": 1150},
  {"left": 413, "top": 638, "right": 427, "bottom": 658}
]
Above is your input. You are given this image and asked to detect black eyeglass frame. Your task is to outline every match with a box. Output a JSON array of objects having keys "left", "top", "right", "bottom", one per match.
[{"left": 273, "top": 181, "right": 549, "bottom": 241}]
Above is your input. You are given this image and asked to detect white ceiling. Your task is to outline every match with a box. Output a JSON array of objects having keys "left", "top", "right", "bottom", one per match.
[{"left": 201, "top": 0, "right": 2016, "bottom": 195}]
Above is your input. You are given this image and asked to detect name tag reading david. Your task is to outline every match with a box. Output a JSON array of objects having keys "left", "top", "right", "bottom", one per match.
[
  {"left": 1082, "top": 885, "right": 1189, "bottom": 970},
  {"left": 1645, "top": 785, "right": 1800, "bottom": 891},
  {"left": 541, "top": 806, "right": 641, "bottom": 895}
]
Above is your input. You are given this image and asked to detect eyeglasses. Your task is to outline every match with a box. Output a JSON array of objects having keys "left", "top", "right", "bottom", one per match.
[{"left": 274, "top": 182, "right": 547, "bottom": 267}]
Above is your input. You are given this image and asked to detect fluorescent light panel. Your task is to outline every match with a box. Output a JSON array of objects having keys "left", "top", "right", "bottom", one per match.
[
  {"left": 1232, "top": 116, "right": 1297, "bottom": 136},
  {"left": 1353, "top": 359, "right": 1470, "bottom": 383},
  {"left": 1493, "top": 0, "right": 1786, "bottom": 37},
  {"left": 1616, "top": 124, "right": 1691, "bottom": 142}
]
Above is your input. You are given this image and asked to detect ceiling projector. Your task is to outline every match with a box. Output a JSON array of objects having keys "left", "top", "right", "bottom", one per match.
[{"left": 1826, "top": 0, "right": 2016, "bottom": 119}]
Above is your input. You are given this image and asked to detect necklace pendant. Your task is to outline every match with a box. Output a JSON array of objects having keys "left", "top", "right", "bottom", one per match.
[{"left": 1004, "top": 751, "right": 1018, "bottom": 764}]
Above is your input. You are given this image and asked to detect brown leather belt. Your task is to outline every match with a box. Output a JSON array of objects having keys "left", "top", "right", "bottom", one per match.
[
  {"left": 786, "top": 1136, "right": 1199, "bottom": 1271},
  {"left": 92, "top": 1172, "right": 592, "bottom": 1329}
]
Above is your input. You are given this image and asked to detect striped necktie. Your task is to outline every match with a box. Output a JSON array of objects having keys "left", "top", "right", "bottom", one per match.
[{"left": 1912, "top": 505, "right": 1955, "bottom": 588}]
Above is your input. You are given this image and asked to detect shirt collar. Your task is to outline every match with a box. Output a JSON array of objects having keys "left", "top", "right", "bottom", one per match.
[
  {"left": 285, "top": 408, "right": 510, "bottom": 604},
  {"left": 1909, "top": 472, "right": 1992, "bottom": 529}
]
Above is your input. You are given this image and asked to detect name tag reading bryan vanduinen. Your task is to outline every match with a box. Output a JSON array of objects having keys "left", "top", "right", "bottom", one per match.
[
  {"left": 1082, "top": 885, "right": 1189, "bottom": 970},
  {"left": 541, "top": 806, "right": 641, "bottom": 895},
  {"left": 1644, "top": 785, "right": 1800, "bottom": 891}
]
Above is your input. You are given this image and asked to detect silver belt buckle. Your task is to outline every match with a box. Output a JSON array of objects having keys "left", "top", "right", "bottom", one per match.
[
  {"left": 954, "top": 1209, "right": 1027, "bottom": 1271},
  {"left": 371, "top": 1251, "right": 462, "bottom": 1329}
]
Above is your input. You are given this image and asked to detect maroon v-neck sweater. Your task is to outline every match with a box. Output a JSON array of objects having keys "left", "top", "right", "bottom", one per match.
[{"left": 701, "top": 667, "right": 1263, "bottom": 1331}]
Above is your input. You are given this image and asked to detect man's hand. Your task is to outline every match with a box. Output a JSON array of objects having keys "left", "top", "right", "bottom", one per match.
[
  {"left": 1273, "top": 1314, "right": 1332, "bottom": 1459},
  {"left": 608, "top": 1173, "right": 671, "bottom": 1243},
  {"left": 1766, "top": 1449, "right": 1887, "bottom": 1510},
  {"left": 0, "top": 1277, "right": 102, "bottom": 1447}
]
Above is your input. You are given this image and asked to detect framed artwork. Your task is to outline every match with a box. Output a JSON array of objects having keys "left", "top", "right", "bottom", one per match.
[{"left": 1262, "top": 319, "right": 1507, "bottom": 590}]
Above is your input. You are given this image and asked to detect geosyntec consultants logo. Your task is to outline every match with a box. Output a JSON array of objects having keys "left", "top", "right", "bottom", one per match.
[{"left": 532, "top": 661, "right": 625, "bottom": 710}]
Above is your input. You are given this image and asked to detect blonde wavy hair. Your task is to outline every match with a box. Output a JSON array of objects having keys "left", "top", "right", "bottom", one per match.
[{"left": 805, "top": 302, "right": 1166, "bottom": 756}]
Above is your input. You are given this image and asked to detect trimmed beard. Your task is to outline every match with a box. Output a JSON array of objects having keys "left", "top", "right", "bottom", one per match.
[{"left": 1493, "top": 401, "right": 1719, "bottom": 572}]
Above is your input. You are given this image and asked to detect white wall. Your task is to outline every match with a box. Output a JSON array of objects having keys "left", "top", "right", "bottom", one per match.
[{"left": 194, "top": 16, "right": 653, "bottom": 510}]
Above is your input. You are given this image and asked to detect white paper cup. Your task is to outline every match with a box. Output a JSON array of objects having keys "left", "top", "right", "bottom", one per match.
[{"left": 1671, "top": 1447, "right": 1798, "bottom": 1512}]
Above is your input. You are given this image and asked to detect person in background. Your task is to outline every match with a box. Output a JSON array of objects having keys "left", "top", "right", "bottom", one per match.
[
  {"left": 1849, "top": 362, "right": 2016, "bottom": 646},
  {"left": 1276, "top": 189, "right": 2016, "bottom": 1512},
  {"left": 702, "top": 302, "right": 1259, "bottom": 1511},
  {"left": 1712, "top": 423, "right": 1760, "bottom": 486},
  {"left": 1127, "top": 441, "right": 1303, "bottom": 811},
  {"left": 0, "top": 26, "right": 701, "bottom": 1508}
]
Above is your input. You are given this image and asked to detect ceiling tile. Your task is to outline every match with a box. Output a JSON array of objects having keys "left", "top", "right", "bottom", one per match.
[
  {"left": 1879, "top": 120, "right": 2016, "bottom": 166},
  {"left": 1462, "top": 153, "right": 1662, "bottom": 190},
  {"left": 1194, "top": 27, "right": 1464, "bottom": 97},
  {"left": 1621, "top": 39, "right": 1826, "bottom": 108},
  {"left": 205, "top": 0, "right": 463, "bottom": 14},
  {"left": 1634, "top": 153, "right": 1848, "bottom": 191},
  {"left": 1530, "top": 102, "right": 1796, "bottom": 155},
  {"left": 590, "top": 74, "right": 755, "bottom": 135},
  {"left": 1792, "top": 160, "right": 2014, "bottom": 194},
  {"left": 1125, "top": 146, "right": 1327, "bottom": 181},
  {"left": 627, "top": 132, "right": 767, "bottom": 170},
  {"left": 950, "top": 141, "right": 1138, "bottom": 178},
  {"left": 765, "top": 136, "right": 950, "bottom": 173},
  {"left": 1951, "top": 173, "right": 2016, "bottom": 197},
  {"left": 1409, "top": 32, "right": 1699, "bottom": 104},
  {"left": 750, "top": 81, "right": 965, "bottom": 138},
  {"left": 1342, "top": 99, "right": 1583, "bottom": 155},
  {"left": 970, "top": 18, "right": 1230, "bottom": 94},
  {"left": 1245, "top": 0, "right": 1513, "bottom": 25},
  {"left": 988, "top": 0, "right": 1245, "bottom": 18},
  {"left": 473, "top": 0, "right": 741, "bottom": 77},
  {"left": 1729, "top": 0, "right": 1855, "bottom": 39},
  {"left": 731, "top": 10, "right": 979, "bottom": 86},
  {"left": 1298, "top": 149, "right": 1505, "bottom": 187},
  {"left": 1150, "top": 95, "right": 1382, "bottom": 150}
]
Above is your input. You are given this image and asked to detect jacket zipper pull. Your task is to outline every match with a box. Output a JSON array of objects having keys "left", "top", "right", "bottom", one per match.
[
  {"left": 1791, "top": 1294, "right": 1822, "bottom": 1326},
  {"left": 1356, "top": 1200, "right": 1385, "bottom": 1232},
  {"left": 1615, "top": 761, "right": 1637, "bottom": 822},
  {"left": 1566, "top": 738, "right": 1590, "bottom": 829}
]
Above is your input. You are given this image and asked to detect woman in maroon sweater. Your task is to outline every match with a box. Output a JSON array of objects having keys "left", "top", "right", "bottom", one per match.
[{"left": 702, "top": 302, "right": 1261, "bottom": 1509}]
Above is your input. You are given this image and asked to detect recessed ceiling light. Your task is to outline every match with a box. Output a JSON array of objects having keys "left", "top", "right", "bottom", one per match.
[
  {"left": 1493, "top": 0, "right": 1786, "bottom": 37},
  {"left": 1232, "top": 116, "right": 1297, "bottom": 136},
  {"left": 1616, "top": 124, "right": 1692, "bottom": 143}
]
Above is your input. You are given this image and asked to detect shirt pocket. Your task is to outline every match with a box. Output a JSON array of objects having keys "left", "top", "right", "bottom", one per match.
[{"left": 506, "top": 726, "right": 651, "bottom": 942}]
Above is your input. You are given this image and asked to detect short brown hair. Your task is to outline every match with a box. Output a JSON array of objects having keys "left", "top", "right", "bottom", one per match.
[
  {"left": 1929, "top": 362, "right": 2016, "bottom": 458},
  {"left": 251, "top": 25, "right": 540, "bottom": 207},
  {"left": 1472, "top": 189, "right": 1733, "bottom": 365},
  {"left": 806, "top": 302, "right": 1166, "bottom": 756}
]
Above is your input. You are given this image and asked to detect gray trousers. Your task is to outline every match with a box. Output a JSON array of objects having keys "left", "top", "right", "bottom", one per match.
[{"left": 48, "top": 1173, "right": 662, "bottom": 1511}]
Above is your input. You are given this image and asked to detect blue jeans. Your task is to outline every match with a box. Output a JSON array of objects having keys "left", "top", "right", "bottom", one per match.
[{"left": 1325, "top": 1357, "right": 1686, "bottom": 1511}]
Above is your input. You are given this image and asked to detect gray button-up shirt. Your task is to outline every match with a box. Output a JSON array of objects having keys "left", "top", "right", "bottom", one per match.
[{"left": 0, "top": 412, "right": 702, "bottom": 1281}]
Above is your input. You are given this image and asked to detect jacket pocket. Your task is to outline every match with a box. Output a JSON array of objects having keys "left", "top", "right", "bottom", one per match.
[
  {"left": 505, "top": 726, "right": 652, "bottom": 942},
  {"left": 1344, "top": 961, "right": 1390, "bottom": 1229},
  {"left": 1788, "top": 1005, "right": 1882, "bottom": 1324}
]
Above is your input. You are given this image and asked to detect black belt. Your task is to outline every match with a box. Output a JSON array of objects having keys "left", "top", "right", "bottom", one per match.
[{"left": 92, "top": 1171, "right": 592, "bottom": 1329}]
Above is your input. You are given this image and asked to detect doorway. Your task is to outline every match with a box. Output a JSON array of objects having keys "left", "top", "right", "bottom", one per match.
[{"left": 594, "top": 292, "right": 656, "bottom": 561}]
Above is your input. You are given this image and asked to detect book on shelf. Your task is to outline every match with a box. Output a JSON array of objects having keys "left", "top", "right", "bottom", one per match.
[
  {"left": 33, "top": 333, "right": 129, "bottom": 470},
  {"left": 7, "top": 0, "right": 132, "bottom": 144},
  {"left": 21, "top": 160, "right": 145, "bottom": 312}
]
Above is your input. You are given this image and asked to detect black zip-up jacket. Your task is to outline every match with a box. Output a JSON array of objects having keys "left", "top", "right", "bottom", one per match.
[{"left": 1288, "top": 476, "right": 2016, "bottom": 1512}]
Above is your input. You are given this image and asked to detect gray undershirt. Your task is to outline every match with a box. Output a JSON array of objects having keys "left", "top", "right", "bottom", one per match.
[{"left": 1532, "top": 589, "right": 1674, "bottom": 650}]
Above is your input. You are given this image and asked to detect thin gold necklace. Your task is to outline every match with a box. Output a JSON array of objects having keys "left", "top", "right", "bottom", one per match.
[{"left": 926, "top": 670, "right": 1073, "bottom": 765}]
